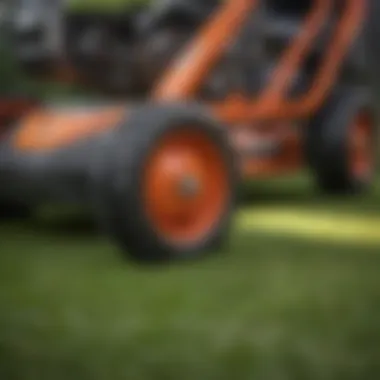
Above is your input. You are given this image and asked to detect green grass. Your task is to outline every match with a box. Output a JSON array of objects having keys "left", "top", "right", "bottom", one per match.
[
  {"left": 1, "top": 175, "right": 380, "bottom": 380},
  {"left": 67, "top": 0, "right": 149, "bottom": 12}
]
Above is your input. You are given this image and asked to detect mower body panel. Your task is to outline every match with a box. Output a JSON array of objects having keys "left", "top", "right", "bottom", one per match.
[
  {"left": 13, "top": 104, "right": 125, "bottom": 151},
  {"left": 0, "top": 104, "right": 126, "bottom": 205}
]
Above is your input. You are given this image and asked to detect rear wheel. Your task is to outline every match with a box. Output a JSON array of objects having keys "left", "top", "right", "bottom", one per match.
[
  {"left": 91, "top": 105, "right": 238, "bottom": 263},
  {"left": 306, "top": 88, "right": 376, "bottom": 194}
]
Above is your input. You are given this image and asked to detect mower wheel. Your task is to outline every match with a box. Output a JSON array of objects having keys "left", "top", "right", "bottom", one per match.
[
  {"left": 306, "top": 88, "right": 376, "bottom": 194},
  {"left": 91, "top": 104, "right": 238, "bottom": 263}
]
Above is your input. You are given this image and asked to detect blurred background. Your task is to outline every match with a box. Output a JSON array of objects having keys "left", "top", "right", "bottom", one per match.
[{"left": 1, "top": 1, "right": 380, "bottom": 379}]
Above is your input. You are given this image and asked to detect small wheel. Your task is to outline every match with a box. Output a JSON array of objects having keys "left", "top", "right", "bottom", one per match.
[
  {"left": 306, "top": 88, "right": 377, "bottom": 194},
  {"left": 91, "top": 104, "right": 238, "bottom": 263}
]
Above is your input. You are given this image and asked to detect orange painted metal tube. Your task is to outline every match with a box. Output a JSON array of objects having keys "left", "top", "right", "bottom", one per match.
[
  {"left": 211, "top": 0, "right": 367, "bottom": 123},
  {"left": 284, "top": 0, "right": 366, "bottom": 115},
  {"left": 259, "top": 0, "right": 330, "bottom": 104},
  {"left": 152, "top": 0, "right": 259, "bottom": 101}
]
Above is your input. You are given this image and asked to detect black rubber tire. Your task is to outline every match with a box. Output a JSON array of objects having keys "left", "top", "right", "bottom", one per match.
[
  {"left": 306, "top": 87, "right": 377, "bottom": 194},
  {"left": 90, "top": 104, "right": 238, "bottom": 263}
]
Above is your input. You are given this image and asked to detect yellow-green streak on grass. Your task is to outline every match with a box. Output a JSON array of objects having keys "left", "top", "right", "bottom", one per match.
[{"left": 240, "top": 207, "right": 380, "bottom": 246}]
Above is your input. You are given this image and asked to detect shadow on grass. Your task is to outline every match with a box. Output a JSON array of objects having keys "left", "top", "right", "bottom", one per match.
[
  {"left": 0, "top": 210, "right": 97, "bottom": 238},
  {"left": 30, "top": 214, "right": 97, "bottom": 239}
]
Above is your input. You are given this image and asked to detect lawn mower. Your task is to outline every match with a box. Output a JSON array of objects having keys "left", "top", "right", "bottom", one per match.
[{"left": 0, "top": 0, "right": 378, "bottom": 263}]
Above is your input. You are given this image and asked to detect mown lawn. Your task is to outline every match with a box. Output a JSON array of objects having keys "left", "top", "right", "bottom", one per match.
[
  {"left": 0, "top": 175, "right": 380, "bottom": 380},
  {"left": 67, "top": 0, "right": 148, "bottom": 12}
]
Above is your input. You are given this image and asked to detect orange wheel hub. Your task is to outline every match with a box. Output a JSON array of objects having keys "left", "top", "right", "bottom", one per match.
[
  {"left": 143, "top": 129, "right": 230, "bottom": 246},
  {"left": 350, "top": 111, "right": 373, "bottom": 180}
]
